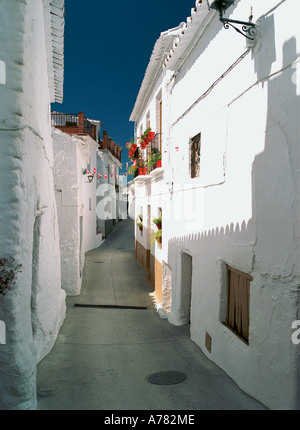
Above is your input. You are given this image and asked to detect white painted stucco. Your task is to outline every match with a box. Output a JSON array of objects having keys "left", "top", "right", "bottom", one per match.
[
  {"left": 0, "top": 0, "right": 66, "bottom": 410},
  {"left": 131, "top": 0, "right": 300, "bottom": 410},
  {"left": 96, "top": 149, "right": 122, "bottom": 237},
  {"left": 53, "top": 128, "right": 103, "bottom": 296}
]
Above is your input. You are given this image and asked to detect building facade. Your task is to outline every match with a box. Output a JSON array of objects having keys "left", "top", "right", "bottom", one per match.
[
  {"left": 52, "top": 125, "right": 103, "bottom": 296},
  {"left": 0, "top": 0, "right": 66, "bottom": 410},
  {"left": 52, "top": 112, "right": 123, "bottom": 293},
  {"left": 96, "top": 130, "right": 123, "bottom": 238},
  {"left": 130, "top": 0, "right": 300, "bottom": 409}
]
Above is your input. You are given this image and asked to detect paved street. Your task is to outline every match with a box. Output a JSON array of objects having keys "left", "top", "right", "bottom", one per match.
[{"left": 37, "top": 218, "right": 266, "bottom": 410}]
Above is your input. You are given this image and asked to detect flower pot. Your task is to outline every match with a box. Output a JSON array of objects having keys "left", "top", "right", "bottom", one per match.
[
  {"left": 139, "top": 226, "right": 143, "bottom": 232},
  {"left": 147, "top": 131, "right": 155, "bottom": 141},
  {"left": 138, "top": 167, "right": 147, "bottom": 176},
  {"left": 155, "top": 222, "right": 162, "bottom": 230},
  {"left": 156, "top": 159, "right": 161, "bottom": 168}
]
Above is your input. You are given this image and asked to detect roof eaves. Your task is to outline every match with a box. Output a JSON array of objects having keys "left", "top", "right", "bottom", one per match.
[
  {"left": 129, "top": 23, "right": 185, "bottom": 122},
  {"left": 129, "top": 0, "right": 213, "bottom": 123},
  {"left": 163, "top": 1, "right": 214, "bottom": 72},
  {"left": 44, "top": 0, "right": 65, "bottom": 104}
]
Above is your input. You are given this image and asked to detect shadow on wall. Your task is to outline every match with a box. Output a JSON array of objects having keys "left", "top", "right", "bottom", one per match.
[{"left": 167, "top": 33, "right": 300, "bottom": 409}]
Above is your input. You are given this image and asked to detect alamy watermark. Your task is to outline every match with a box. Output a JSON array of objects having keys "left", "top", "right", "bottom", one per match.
[
  {"left": 0, "top": 320, "right": 6, "bottom": 345},
  {"left": 0, "top": 60, "right": 6, "bottom": 85},
  {"left": 292, "top": 320, "right": 300, "bottom": 345}
]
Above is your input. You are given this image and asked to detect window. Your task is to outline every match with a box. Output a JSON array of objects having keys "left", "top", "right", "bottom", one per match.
[
  {"left": 146, "top": 111, "right": 150, "bottom": 129},
  {"left": 190, "top": 133, "right": 201, "bottom": 178},
  {"left": 226, "top": 265, "right": 252, "bottom": 343},
  {"left": 156, "top": 91, "right": 162, "bottom": 153}
]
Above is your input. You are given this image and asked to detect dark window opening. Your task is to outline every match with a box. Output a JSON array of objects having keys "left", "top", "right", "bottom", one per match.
[{"left": 190, "top": 133, "right": 201, "bottom": 178}]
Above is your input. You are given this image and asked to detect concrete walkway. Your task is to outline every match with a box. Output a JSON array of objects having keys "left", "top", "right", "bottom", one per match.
[{"left": 37, "top": 219, "right": 266, "bottom": 410}]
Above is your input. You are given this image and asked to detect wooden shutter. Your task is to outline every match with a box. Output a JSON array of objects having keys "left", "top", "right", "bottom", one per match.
[{"left": 227, "top": 266, "right": 252, "bottom": 342}]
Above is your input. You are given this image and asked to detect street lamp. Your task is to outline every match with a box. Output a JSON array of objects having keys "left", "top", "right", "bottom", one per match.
[{"left": 206, "top": 0, "right": 258, "bottom": 40}]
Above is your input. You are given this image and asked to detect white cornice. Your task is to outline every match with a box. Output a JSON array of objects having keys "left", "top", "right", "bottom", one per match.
[
  {"left": 129, "top": 1, "right": 214, "bottom": 123},
  {"left": 129, "top": 23, "right": 186, "bottom": 123}
]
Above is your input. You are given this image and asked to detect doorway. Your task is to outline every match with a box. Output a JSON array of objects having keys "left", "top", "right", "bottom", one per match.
[{"left": 180, "top": 252, "right": 193, "bottom": 325}]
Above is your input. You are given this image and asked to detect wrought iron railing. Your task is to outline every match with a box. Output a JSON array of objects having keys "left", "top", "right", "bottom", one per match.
[
  {"left": 51, "top": 112, "right": 94, "bottom": 139},
  {"left": 146, "top": 134, "right": 161, "bottom": 173},
  {"left": 51, "top": 112, "right": 78, "bottom": 127},
  {"left": 84, "top": 118, "right": 93, "bottom": 137}
]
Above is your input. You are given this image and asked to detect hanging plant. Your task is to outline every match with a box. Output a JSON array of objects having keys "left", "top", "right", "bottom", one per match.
[
  {"left": 140, "top": 128, "right": 155, "bottom": 148},
  {"left": 152, "top": 216, "right": 162, "bottom": 230},
  {"left": 150, "top": 229, "right": 162, "bottom": 246},
  {"left": 147, "top": 130, "right": 155, "bottom": 142},
  {"left": 148, "top": 150, "right": 161, "bottom": 169}
]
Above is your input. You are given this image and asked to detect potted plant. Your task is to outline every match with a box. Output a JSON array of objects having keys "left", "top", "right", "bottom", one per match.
[
  {"left": 150, "top": 229, "right": 162, "bottom": 246},
  {"left": 152, "top": 216, "right": 162, "bottom": 230},
  {"left": 136, "top": 214, "right": 143, "bottom": 231},
  {"left": 147, "top": 130, "right": 155, "bottom": 142},
  {"left": 140, "top": 128, "right": 155, "bottom": 148},
  {"left": 0, "top": 256, "right": 22, "bottom": 297},
  {"left": 127, "top": 138, "right": 138, "bottom": 160},
  {"left": 127, "top": 163, "right": 138, "bottom": 177},
  {"left": 139, "top": 136, "right": 148, "bottom": 150},
  {"left": 138, "top": 166, "right": 147, "bottom": 176},
  {"left": 155, "top": 152, "right": 162, "bottom": 168},
  {"left": 148, "top": 148, "right": 162, "bottom": 170},
  {"left": 155, "top": 229, "right": 162, "bottom": 244},
  {"left": 137, "top": 153, "right": 147, "bottom": 176}
]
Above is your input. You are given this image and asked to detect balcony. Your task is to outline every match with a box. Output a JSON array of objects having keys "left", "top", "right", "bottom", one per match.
[
  {"left": 51, "top": 111, "right": 96, "bottom": 140},
  {"left": 146, "top": 133, "right": 162, "bottom": 174}
]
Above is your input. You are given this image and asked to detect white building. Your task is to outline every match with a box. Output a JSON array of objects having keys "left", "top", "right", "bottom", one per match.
[
  {"left": 130, "top": 0, "right": 300, "bottom": 410},
  {"left": 52, "top": 126, "right": 103, "bottom": 296},
  {"left": 96, "top": 130, "right": 123, "bottom": 238},
  {"left": 118, "top": 175, "right": 129, "bottom": 220},
  {"left": 51, "top": 112, "right": 124, "bottom": 295},
  {"left": 0, "top": 0, "right": 66, "bottom": 410}
]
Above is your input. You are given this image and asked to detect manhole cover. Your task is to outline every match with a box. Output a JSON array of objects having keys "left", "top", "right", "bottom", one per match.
[
  {"left": 37, "top": 390, "right": 53, "bottom": 398},
  {"left": 147, "top": 371, "right": 187, "bottom": 385}
]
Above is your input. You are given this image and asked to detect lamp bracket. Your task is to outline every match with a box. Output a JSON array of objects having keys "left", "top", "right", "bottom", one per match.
[
  {"left": 220, "top": 17, "right": 258, "bottom": 40},
  {"left": 207, "top": 0, "right": 258, "bottom": 40}
]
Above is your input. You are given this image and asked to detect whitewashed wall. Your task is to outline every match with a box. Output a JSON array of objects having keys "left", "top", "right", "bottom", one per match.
[
  {"left": 81, "top": 136, "right": 103, "bottom": 253},
  {"left": 165, "top": 0, "right": 300, "bottom": 410},
  {"left": 0, "top": 0, "right": 66, "bottom": 410},
  {"left": 132, "top": 0, "right": 300, "bottom": 410},
  {"left": 53, "top": 129, "right": 103, "bottom": 296},
  {"left": 96, "top": 150, "right": 121, "bottom": 237}
]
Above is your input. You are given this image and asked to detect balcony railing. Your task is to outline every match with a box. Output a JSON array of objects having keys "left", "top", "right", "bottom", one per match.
[
  {"left": 134, "top": 134, "right": 162, "bottom": 178},
  {"left": 51, "top": 112, "right": 95, "bottom": 140},
  {"left": 51, "top": 112, "right": 78, "bottom": 127},
  {"left": 146, "top": 134, "right": 161, "bottom": 174},
  {"left": 84, "top": 117, "right": 93, "bottom": 137}
]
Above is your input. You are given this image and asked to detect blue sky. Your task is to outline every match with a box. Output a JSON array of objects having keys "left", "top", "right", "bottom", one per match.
[{"left": 51, "top": 0, "right": 194, "bottom": 171}]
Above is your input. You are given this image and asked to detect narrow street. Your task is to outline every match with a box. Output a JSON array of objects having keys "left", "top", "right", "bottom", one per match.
[{"left": 36, "top": 219, "right": 266, "bottom": 410}]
